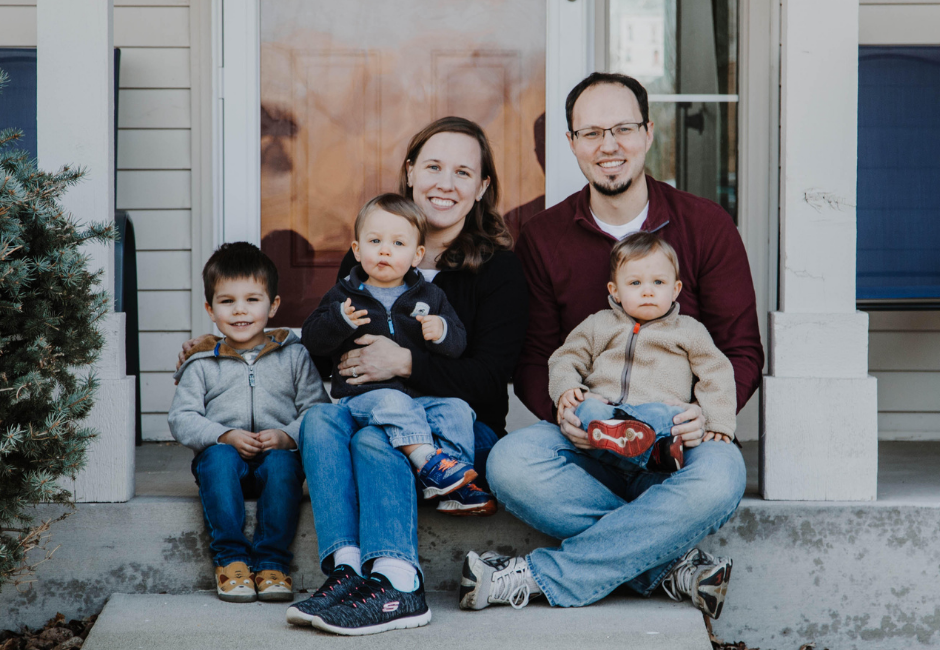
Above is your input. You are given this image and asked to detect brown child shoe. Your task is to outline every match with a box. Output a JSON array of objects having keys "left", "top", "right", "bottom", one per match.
[
  {"left": 215, "top": 562, "right": 256, "bottom": 603},
  {"left": 256, "top": 570, "right": 293, "bottom": 602}
]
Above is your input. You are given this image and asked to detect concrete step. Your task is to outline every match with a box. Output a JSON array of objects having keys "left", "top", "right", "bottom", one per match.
[{"left": 83, "top": 591, "right": 712, "bottom": 650}]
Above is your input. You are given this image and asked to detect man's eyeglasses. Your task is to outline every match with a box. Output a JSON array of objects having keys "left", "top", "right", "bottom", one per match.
[{"left": 570, "top": 122, "right": 647, "bottom": 142}]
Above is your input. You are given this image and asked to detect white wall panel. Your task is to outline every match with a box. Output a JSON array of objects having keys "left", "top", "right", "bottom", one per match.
[
  {"left": 130, "top": 210, "right": 191, "bottom": 249},
  {"left": 114, "top": 6, "right": 188, "bottom": 47},
  {"left": 141, "top": 371, "right": 177, "bottom": 412},
  {"left": 874, "top": 372, "right": 940, "bottom": 413},
  {"left": 117, "top": 170, "right": 192, "bottom": 209},
  {"left": 119, "top": 47, "right": 191, "bottom": 88},
  {"left": 0, "top": 6, "right": 36, "bottom": 46},
  {"left": 142, "top": 414, "right": 173, "bottom": 441},
  {"left": 139, "top": 290, "right": 191, "bottom": 330},
  {"left": 138, "top": 251, "right": 192, "bottom": 289},
  {"left": 118, "top": 89, "right": 191, "bottom": 128},
  {"left": 140, "top": 332, "right": 193, "bottom": 372},
  {"left": 118, "top": 129, "right": 191, "bottom": 169}
]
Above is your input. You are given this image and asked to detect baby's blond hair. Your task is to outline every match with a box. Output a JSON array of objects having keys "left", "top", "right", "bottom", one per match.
[{"left": 609, "top": 231, "right": 680, "bottom": 280}]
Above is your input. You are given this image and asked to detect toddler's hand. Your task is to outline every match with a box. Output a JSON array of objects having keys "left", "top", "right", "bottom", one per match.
[
  {"left": 258, "top": 429, "right": 296, "bottom": 451},
  {"left": 703, "top": 431, "right": 733, "bottom": 444},
  {"left": 343, "top": 298, "right": 371, "bottom": 327},
  {"left": 417, "top": 314, "right": 444, "bottom": 341},
  {"left": 218, "top": 429, "right": 262, "bottom": 459},
  {"left": 557, "top": 388, "right": 584, "bottom": 421}
]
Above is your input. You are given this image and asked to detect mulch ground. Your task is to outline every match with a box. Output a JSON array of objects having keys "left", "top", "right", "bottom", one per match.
[{"left": 0, "top": 614, "right": 96, "bottom": 650}]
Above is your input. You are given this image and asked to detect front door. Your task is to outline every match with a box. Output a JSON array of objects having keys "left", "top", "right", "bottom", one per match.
[{"left": 257, "top": 1, "right": 546, "bottom": 326}]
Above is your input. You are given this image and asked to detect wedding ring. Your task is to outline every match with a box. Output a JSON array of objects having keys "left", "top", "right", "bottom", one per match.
[{"left": 352, "top": 367, "right": 358, "bottom": 378}]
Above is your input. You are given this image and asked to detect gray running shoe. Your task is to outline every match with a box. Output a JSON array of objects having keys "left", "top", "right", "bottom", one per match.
[
  {"left": 459, "top": 551, "right": 542, "bottom": 610},
  {"left": 661, "top": 548, "right": 733, "bottom": 619},
  {"left": 286, "top": 564, "right": 363, "bottom": 626}
]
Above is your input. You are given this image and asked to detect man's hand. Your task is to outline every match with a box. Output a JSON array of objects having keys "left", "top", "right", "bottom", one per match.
[
  {"left": 662, "top": 398, "right": 707, "bottom": 448},
  {"left": 343, "top": 298, "right": 371, "bottom": 327},
  {"left": 338, "top": 335, "right": 412, "bottom": 384},
  {"left": 556, "top": 388, "right": 584, "bottom": 419},
  {"left": 417, "top": 314, "right": 444, "bottom": 341},
  {"left": 558, "top": 392, "right": 609, "bottom": 450},
  {"left": 218, "top": 429, "right": 263, "bottom": 459},
  {"left": 258, "top": 428, "right": 296, "bottom": 451},
  {"left": 703, "top": 431, "right": 733, "bottom": 444}
]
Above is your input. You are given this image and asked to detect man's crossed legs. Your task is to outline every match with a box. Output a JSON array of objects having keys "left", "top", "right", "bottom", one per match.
[{"left": 459, "top": 420, "right": 745, "bottom": 617}]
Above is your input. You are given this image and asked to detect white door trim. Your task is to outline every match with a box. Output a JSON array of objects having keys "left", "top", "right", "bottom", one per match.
[{"left": 219, "top": 0, "right": 260, "bottom": 246}]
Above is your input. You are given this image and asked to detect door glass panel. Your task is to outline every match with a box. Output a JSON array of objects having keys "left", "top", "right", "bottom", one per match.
[
  {"left": 857, "top": 46, "right": 940, "bottom": 302},
  {"left": 260, "top": 2, "right": 546, "bottom": 326},
  {"left": 608, "top": 0, "right": 738, "bottom": 220}
]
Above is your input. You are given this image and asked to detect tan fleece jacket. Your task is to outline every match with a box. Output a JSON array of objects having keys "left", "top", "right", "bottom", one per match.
[{"left": 548, "top": 297, "right": 737, "bottom": 437}]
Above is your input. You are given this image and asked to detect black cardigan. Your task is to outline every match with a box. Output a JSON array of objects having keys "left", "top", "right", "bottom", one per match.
[{"left": 313, "top": 248, "right": 529, "bottom": 436}]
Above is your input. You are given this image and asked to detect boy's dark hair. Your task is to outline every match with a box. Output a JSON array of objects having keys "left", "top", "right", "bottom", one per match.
[
  {"left": 565, "top": 72, "right": 650, "bottom": 133},
  {"left": 609, "top": 231, "right": 680, "bottom": 281},
  {"left": 203, "top": 242, "right": 278, "bottom": 303},
  {"left": 354, "top": 193, "right": 428, "bottom": 246}
]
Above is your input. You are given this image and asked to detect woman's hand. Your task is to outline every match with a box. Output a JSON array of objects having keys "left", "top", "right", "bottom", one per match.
[
  {"left": 338, "top": 334, "right": 413, "bottom": 385},
  {"left": 662, "top": 398, "right": 707, "bottom": 448},
  {"left": 175, "top": 333, "right": 215, "bottom": 383}
]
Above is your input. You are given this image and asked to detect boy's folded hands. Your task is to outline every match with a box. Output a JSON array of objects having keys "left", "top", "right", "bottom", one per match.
[{"left": 219, "top": 428, "right": 296, "bottom": 459}]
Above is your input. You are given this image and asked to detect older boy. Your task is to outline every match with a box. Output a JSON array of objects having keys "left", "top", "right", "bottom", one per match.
[{"left": 169, "top": 242, "right": 328, "bottom": 603}]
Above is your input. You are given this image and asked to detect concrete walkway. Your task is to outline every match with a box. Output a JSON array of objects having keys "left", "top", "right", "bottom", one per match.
[{"left": 83, "top": 591, "right": 712, "bottom": 650}]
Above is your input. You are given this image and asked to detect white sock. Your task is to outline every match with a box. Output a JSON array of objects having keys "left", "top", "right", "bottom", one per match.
[
  {"left": 332, "top": 546, "right": 362, "bottom": 575},
  {"left": 371, "top": 557, "right": 418, "bottom": 593},
  {"left": 407, "top": 444, "right": 437, "bottom": 471}
]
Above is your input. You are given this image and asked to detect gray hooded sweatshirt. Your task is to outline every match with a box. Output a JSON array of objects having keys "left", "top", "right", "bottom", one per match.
[{"left": 169, "top": 329, "right": 329, "bottom": 453}]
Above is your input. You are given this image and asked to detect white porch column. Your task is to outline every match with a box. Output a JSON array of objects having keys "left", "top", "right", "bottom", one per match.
[
  {"left": 761, "top": 0, "right": 877, "bottom": 501},
  {"left": 38, "top": 0, "right": 135, "bottom": 502}
]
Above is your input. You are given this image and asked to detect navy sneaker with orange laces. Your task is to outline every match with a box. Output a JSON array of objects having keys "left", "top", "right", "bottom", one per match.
[{"left": 416, "top": 449, "right": 477, "bottom": 498}]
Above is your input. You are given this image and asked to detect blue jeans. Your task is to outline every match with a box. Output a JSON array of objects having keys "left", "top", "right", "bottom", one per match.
[
  {"left": 192, "top": 444, "right": 305, "bottom": 573},
  {"left": 487, "top": 421, "right": 745, "bottom": 607},
  {"left": 575, "top": 399, "right": 683, "bottom": 470},
  {"left": 299, "top": 402, "right": 499, "bottom": 574},
  {"left": 339, "top": 389, "right": 475, "bottom": 464}
]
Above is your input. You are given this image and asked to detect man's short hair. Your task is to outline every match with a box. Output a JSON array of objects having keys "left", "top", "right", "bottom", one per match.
[
  {"left": 354, "top": 193, "right": 428, "bottom": 246},
  {"left": 566, "top": 72, "right": 650, "bottom": 133},
  {"left": 609, "top": 231, "right": 680, "bottom": 281},
  {"left": 203, "top": 242, "right": 278, "bottom": 303}
]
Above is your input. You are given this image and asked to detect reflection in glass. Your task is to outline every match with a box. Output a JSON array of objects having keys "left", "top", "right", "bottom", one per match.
[{"left": 609, "top": 0, "right": 738, "bottom": 221}]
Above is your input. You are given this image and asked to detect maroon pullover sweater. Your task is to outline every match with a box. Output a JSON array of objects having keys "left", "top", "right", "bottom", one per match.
[{"left": 514, "top": 177, "right": 764, "bottom": 422}]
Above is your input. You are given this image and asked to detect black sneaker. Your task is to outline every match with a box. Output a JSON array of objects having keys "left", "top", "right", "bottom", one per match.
[
  {"left": 286, "top": 565, "right": 364, "bottom": 626},
  {"left": 309, "top": 573, "right": 431, "bottom": 635}
]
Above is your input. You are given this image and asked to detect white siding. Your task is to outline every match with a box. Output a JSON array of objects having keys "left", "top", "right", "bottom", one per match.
[
  {"left": 869, "top": 312, "right": 940, "bottom": 440},
  {"left": 114, "top": 1, "right": 195, "bottom": 441},
  {"left": 0, "top": 2, "right": 194, "bottom": 441}
]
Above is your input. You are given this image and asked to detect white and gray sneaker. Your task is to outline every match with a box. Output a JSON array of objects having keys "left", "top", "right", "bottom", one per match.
[
  {"left": 661, "top": 548, "right": 733, "bottom": 619},
  {"left": 459, "top": 551, "right": 542, "bottom": 610}
]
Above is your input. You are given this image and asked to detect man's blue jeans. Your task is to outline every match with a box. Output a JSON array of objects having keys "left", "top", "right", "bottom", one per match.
[
  {"left": 487, "top": 420, "right": 745, "bottom": 607},
  {"left": 339, "top": 389, "right": 475, "bottom": 464},
  {"left": 575, "top": 399, "right": 684, "bottom": 470},
  {"left": 192, "top": 444, "right": 305, "bottom": 574},
  {"left": 299, "top": 402, "right": 499, "bottom": 574}
]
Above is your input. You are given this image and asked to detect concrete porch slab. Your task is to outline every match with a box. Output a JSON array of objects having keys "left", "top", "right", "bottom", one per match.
[
  {"left": 4, "top": 441, "right": 940, "bottom": 650},
  {"left": 83, "top": 591, "right": 712, "bottom": 650}
]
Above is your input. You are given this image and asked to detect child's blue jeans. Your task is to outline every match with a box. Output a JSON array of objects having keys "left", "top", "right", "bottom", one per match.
[
  {"left": 338, "top": 388, "right": 475, "bottom": 464},
  {"left": 191, "top": 444, "right": 304, "bottom": 574},
  {"left": 574, "top": 399, "right": 684, "bottom": 471}
]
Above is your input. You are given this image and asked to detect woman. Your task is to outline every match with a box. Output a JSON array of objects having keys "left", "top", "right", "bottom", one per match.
[{"left": 285, "top": 117, "right": 528, "bottom": 635}]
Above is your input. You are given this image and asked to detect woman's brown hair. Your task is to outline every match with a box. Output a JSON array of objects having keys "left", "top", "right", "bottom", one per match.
[{"left": 398, "top": 116, "right": 513, "bottom": 273}]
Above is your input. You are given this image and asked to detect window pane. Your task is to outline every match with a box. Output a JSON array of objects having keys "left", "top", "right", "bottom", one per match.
[
  {"left": 609, "top": 0, "right": 737, "bottom": 95},
  {"left": 0, "top": 49, "right": 38, "bottom": 160},
  {"left": 857, "top": 46, "right": 940, "bottom": 301},
  {"left": 608, "top": 1, "right": 738, "bottom": 221}
]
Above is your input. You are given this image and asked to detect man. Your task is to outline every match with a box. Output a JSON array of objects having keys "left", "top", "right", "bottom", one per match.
[{"left": 458, "top": 73, "right": 763, "bottom": 618}]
